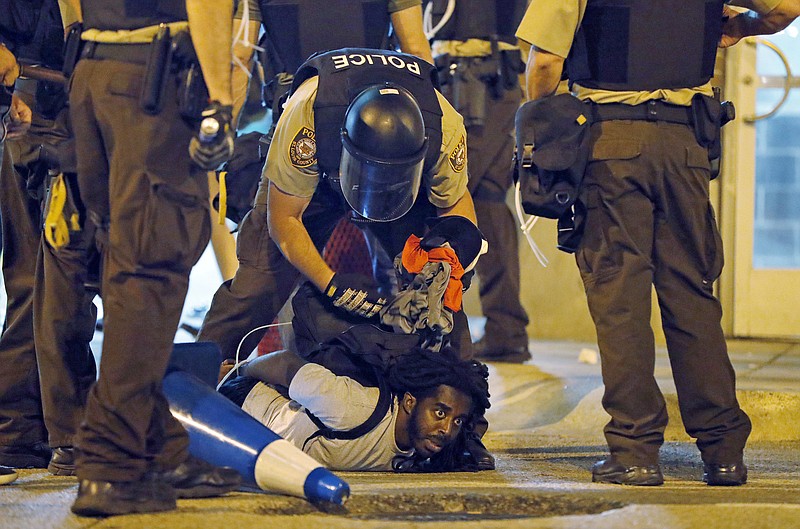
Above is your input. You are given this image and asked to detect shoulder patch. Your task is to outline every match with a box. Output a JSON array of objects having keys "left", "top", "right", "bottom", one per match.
[
  {"left": 289, "top": 127, "right": 317, "bottom": 168},
  {"left": 448, "top": 134, "right": 466, "bottom": 173}
]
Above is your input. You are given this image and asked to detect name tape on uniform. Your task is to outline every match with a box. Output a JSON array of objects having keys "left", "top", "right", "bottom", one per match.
[{"left": 330, "top": 53, "right": 422, "bottom": 77}]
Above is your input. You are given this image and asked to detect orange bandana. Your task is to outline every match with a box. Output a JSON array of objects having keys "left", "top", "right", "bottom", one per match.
[{"left": 401, "top": 234, "right": 465, "bottom": 312}]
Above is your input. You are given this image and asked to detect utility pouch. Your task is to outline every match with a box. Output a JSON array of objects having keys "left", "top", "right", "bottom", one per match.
[
  {"left": 514, "top": 93, "right": 592, "bottom": 219},
  {"left": 176, "top": 62, "right": 209, "bottom": 122},
  {"left": 449, "top": 61, "right": 488, "bottom": 127},
  {"left": 62, "top": 23, "right": 83, "bottom": 78},
  {"left": 499, "top": 48, "right": 524, "bottom": 91},
  {"left": 139, "top": 24, "right": 172, "bottom": 115},
  {"left": 690, "top": 92, "right": 734, "bottom": 180},
  {"left": 172, "top": 31, "right": 209, "bottom": 122}
]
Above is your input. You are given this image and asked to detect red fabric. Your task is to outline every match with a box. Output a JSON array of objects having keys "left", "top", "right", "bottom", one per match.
[{"left": 401, "top": 234, "right": 464, "bottom": 311}]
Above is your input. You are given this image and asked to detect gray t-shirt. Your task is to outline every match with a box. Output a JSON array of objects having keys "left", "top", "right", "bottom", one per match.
[{"left": 241, "top": 363, "right": 415, "bottom": 471}]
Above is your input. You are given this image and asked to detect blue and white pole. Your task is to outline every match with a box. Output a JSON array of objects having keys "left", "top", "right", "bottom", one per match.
[{"left": 163, "top": 370, "right": 350, "bottom": 505}]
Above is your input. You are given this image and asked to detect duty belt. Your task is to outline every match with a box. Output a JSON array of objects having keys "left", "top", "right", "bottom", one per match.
[
  {"left": 80, "top": 42, "right": 150, "bottom": 65},
  {"left": 590, "top": 100, "right": 693, "bottom": 126}
]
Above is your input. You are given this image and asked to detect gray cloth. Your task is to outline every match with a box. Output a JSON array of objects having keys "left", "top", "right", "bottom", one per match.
[{"left": 380, "top": 258, "right": 454, "bottom": 335}]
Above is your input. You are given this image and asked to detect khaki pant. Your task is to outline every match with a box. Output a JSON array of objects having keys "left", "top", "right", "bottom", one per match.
[
  {"left": 69, "top": 58, "right": 210, "bottom": 482},
  {"left": 576, "top": 118, "right": 751, "bottom": 466}
]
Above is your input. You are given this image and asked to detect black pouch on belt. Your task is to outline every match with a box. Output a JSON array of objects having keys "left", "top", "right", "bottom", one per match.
[
  {"left": 514, "top": 93, "right": 592, "bottom": 219},
  {"left": 499, "top": 48, "right": 524, "bottom": 91},
  {"left": 62, "top": 23, "right": 83, "bottom": 78},
  {"left": 172, "top": 31, "right": 209, "bottom": 122},
  {"left": 139, "top": 24, "right": 173, "bottom": 115},
  {"left": 691, "top": 93, "right": 723, "bottom": 178}
]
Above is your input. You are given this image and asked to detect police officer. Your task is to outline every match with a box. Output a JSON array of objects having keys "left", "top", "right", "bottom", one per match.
[
  {"left": 517, "top": 0, "right": 766, "bottom": 486},
  {"left": 203, "top": 0, "right": 435, "bottom": 285},
  {"left": 198, "top": 48, "right": 495, "bottom": 469},
  {"left": 2, "top": 0, "right": 98, "bottom": 479},
  {"left": 426, "top": 0, "right": 531, "bottom": 363},
  {"left": 201, "top": 0, "right": 434, "bottom": 354},
  {"left": 0, "top": 1, "right": 50, "bottom": 473},
  {"left": 67, "top": 0, "right": 240, "bottom": 516},
  {"left": 23, "top": 3, "right": 99, "bottom": 479},
  {"left": 203, "top": 47, "right": 477, "bottom": 360},
  {"left": 0, "top": 27, "right": 33, "bottom": 487}
]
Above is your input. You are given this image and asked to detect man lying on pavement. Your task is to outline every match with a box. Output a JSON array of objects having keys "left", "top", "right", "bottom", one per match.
[{"left": 220, "top": 343, "right": 490, "bottom": 472}]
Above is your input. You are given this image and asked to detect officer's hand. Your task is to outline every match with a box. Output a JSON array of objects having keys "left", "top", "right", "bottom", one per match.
[
  {"left": 6, "top": 95, "right": 31, "bottom": 139},
  {"left": 0, "top": 45, "right": 19, "bottom": 86},
  {"left": 189, "top": 102, "right": 234, "bottom": 171},
  {"left": 324, "top": 273, "right": 387, "bottom": 319}
]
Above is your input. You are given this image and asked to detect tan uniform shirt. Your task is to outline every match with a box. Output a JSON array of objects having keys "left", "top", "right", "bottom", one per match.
[
  {"left": 235, "top": 0, "right": 421, "bottom": 20},
  {"left": 254, "top": 75, "right": 468, "bottom": 208},
  {"left": 515, "top": 0, "right": 782, "bottom": 106},
  {"left": 432, "top": 39, "right": 519, "bottom": 58},
  {"left": 242, "top": 363, "right": 415, "bottom": 471}
]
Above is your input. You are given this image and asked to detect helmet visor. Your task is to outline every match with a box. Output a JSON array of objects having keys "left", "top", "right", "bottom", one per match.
[{"left": 339, "top": 129, "right": 427, "bottom": 222}]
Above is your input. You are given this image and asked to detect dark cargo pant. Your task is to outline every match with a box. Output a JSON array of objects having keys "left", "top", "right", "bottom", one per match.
[
  {"left": 69, "top": 57, "right": 211, "bottom": 482},
  {"left": 576, "top": 118, "right": 751, "bottom": 466},
  {"left": 34, "top": 169, "right": 98, "bottom": 450},
  {"left": 2, "top": 102, "right": 98, "bottom": 452},
  {"left": 0, "top": 142, "right": 46, "bottom": 451},
  {"left": 447, "top": 82, "right": 529, "bottom": 350}
]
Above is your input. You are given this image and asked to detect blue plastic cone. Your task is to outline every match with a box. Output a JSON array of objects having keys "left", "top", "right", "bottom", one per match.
[{"left": 163, "top": 370, "right": 350, "bottom": 505}]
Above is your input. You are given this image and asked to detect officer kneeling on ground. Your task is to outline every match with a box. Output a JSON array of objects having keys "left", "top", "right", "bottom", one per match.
[{"left": 200, "top": 47, "right": 495, "bottom": 469}]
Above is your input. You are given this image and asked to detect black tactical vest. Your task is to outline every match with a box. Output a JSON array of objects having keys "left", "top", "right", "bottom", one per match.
[
  {"left": 81, "top": 0, "right": 187, "bottom": 31},
  {"left": 426, "top": 0, "right": 527, "bottom": 43},
  {"left": 13, "top": 0, "right": 64, "bottom": 70},
  {"left": 3, "top": 0, "right": 66, "bottom": 118},
  {"left": 259, "top": 0, "right": 391, "bottom": 74},
  {"left": 566, "top": 0, "right": 725, "bottom": 91},
  {"left": 0, "top": 0, "right": 35, "bottom": 49},
  {"left": 291, "top": 48, "right": 444, "bottom": 177}
]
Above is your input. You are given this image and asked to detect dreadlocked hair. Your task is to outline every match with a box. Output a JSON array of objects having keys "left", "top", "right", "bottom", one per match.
[{"left": 385, "top": 345, "right": 490, "bottom": 417}]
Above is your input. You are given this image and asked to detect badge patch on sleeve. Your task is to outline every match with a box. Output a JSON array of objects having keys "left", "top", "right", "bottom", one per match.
[
  {"left": 289, "top": 127, "right": 317, "bottom": 168},
  {"left": 448, "top": 134, "right": 466, "bottom": 173}
]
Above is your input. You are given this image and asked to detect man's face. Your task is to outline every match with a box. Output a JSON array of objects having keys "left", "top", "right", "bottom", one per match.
[{"left": 406, "top": 385, "right": 473, "bottom": 458}]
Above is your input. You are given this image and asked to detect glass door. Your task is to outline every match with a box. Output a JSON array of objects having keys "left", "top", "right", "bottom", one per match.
[{"left": 724, "top": 21, "right": 800, "bottom": 338}]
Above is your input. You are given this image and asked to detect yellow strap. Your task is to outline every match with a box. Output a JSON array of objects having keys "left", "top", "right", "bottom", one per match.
[
  {"left": 218, "top": 171, "right": 228, "bottom": 225},
  {"left": 44, "top": 173, "right": 69, "bottom": 250}
]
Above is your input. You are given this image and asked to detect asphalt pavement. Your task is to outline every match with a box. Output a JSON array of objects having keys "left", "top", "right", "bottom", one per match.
[{"left": 2, "top": 337, "right": 798, "bottom": 529}]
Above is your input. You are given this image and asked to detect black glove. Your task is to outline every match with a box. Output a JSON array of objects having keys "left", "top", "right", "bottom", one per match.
[
  {"left": 189, "top": 102, "right": 234, "bottom": 170},
  {"left": 421, "top": 216, "right": 488, "bottom": 272},
  {"left": 324, "top": 273, "right": 387, "bottom": 319}
]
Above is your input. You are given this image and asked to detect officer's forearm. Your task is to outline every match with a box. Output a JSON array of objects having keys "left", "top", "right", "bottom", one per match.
[
  {"left": 437, "top": 190, "right": 477, "bottom": 225},
  {"left": 0, "top": 45, "right": 19, "bottom": 86},
  {"left": 187, "top": 0, "right": 234, "bottom": 106},
  {"left": 392, "top": 5, "right": 434, "bottom": 64},
  {"left": 57, "top": 0, "right": 81, "bottom": 24},
  {"left": 267, "top": 183, "right": 335, "bottom": 291},
  {"left": 525, "top": 47, "right": 564, "bottom": 101},
  {"left": 231, "top": 19, "right": 260, "bottom": 125}
]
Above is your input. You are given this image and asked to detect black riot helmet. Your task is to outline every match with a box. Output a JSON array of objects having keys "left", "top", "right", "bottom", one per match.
[{"left": 339, "top": 84, "right": 428, "bottom": 222}]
